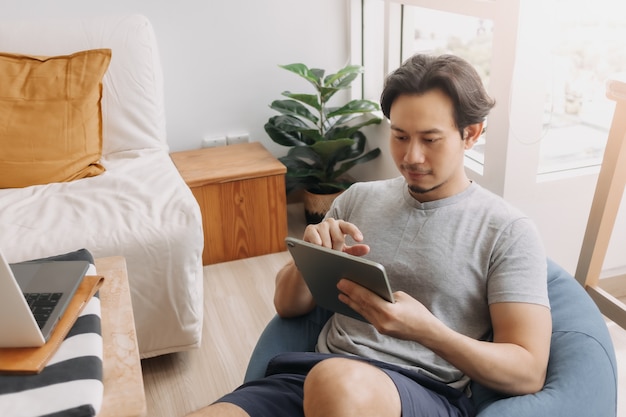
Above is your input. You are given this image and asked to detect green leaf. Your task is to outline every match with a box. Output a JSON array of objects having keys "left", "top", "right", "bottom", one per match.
[
  {"left": 279, "top": 63, "right": 316, "bottom": 81},
  {"left": 326, "top": 115, "right": 382, "bottom": 140},
  {"left": 319, "top": 86, "right": 341, "bottom": 103},
  {"left": 270, "top": 99, "right": 319, "bottom": 124},
  {"left": 326, "top": 100, "right": 380, "bottom": 118},
  {"left": 310, "top": 68, "right": 325, "bottom": 82},
  {"left": 322, "top": 132, "right": 363, "bottom": 169},
  {"left": 324, "top": 65, "right": 363, "bottom": 88},
  {"left": 286, "top": 145, "right": 323, "bottom": 168},
  {"left": 280, "top": 157, "right": 322, "bottom": 194},
  {"left": 264, "top": 116, "right": 309, "bottom": 147},
  {"left": 279, "top": 154, "right": 314, "bottom": 170},
  {"left": 319, "top": 65, "right": 363, "bottom": 102},
  {"left": 338, "top": 131, "right": 367, "bottom": 161},
  {"left": 287, "top": 168, "right": 325, "bottom": 181},
  {"left": 283, "top": 161, "right": 328, "bottom": 185},
  {"left": 265, "top": 124, "right": 303, "bottom": 147},
  {"left": 267, "top": 124, "right": 322, "bottom": 147},
  {"left": 281, "top": 92, "right": 321, "bottom": 112},
  {"left": 333, "top": 147, "right": 382, "bottom": 178},
  {"left": 311, "top": 182, "right": 351, "bottom": 194},
  {"left": 279, "top": 63, "right": 322, "bottom": 88},
  {"left": 310, "top": 138, "right": 355, "bottom": 162}
]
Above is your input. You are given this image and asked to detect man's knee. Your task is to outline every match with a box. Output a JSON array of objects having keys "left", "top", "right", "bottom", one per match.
[
  {"left": 305, "top": 358, "right": 374, "bottom": 390},
  {"left": 303, "top": 358, "right": 401, "bottom": 416}
]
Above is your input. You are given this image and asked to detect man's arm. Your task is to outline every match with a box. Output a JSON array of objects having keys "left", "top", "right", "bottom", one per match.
[
  {"left": 428, "top": 301, "right": 551, "bottom": 394},
  {"left": 337, "top": 280, "right": 552, "bottom": 395},
  {"left": 273, "top": 260, "right": 316, "bottom": 317}
]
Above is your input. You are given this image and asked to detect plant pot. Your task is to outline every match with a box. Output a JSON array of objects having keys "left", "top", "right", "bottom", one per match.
[{"left": 302, "top": 189, "right": 344, "bottom": 224}]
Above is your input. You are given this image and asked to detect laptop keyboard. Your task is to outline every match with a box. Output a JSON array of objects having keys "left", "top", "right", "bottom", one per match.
[{"left": 24, "top": 292, "right": 62, "bottom": 329}]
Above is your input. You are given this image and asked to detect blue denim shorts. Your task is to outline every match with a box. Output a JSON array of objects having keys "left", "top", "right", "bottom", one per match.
[{"left": 216, "top": 352, "right": 475, "bottom": 417}]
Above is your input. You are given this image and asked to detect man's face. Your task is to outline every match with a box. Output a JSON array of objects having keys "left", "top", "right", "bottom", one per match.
[{"left": 388, "top": 89, "right": 477, "bottom": 202}]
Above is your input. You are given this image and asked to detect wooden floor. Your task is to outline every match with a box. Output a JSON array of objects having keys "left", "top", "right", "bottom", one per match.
[
  {"left": 141, "top": 204, "right": 626, "bottom": 417},
  {"left": 141, "top": 251, "right": 291, "bottom": 416}
]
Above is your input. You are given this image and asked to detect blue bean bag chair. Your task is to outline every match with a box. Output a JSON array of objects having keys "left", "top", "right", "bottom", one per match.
[{"left": 244, "top": 259, "right": 618, "bottom": 417}]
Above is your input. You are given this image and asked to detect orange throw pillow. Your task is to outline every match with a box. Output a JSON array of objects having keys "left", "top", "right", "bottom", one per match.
[{"left": 0, "top": 49, "right": 112, "bottom": 188}]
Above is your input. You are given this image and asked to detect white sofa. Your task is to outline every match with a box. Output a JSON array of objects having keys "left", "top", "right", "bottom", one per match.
[{"left": 0, "top": 14, "right": 204, "bottom": 358}]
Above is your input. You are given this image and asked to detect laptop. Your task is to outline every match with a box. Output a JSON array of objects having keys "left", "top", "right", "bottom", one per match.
[
  {"left": 0, "top": 252, "right": 89, "bottom": 348},
  {"left": 285, "top": 237, "right": 395, "bottom": 322}
]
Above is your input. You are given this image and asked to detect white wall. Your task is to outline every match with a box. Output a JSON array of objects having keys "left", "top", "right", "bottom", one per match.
[{"left": 2, "top": 0, "right": 350, "bottom": 155}]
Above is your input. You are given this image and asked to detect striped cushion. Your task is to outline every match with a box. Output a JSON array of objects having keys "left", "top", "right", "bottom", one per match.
[{"left": 0, "top": 250, "right": 103, "bottom": 417}]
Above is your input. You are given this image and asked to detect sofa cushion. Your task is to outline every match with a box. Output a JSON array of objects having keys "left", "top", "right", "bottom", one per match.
[{"left": 0, "top": 49, "right": 111, "bottom": 188}]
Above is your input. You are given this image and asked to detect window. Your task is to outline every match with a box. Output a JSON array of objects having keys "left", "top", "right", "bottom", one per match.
[
  {"left": 538, "top": 0, "right": 626, "bottom": 174},
  {"left": 353, "top": 0, "right": 626, "bottom": 178}
]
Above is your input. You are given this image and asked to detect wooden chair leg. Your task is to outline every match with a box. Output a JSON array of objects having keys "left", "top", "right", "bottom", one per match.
[{"left": 575, "top": 75, "right": 626, "bottom": 330}]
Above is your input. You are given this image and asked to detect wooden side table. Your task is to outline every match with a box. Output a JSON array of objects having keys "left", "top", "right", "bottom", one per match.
[
  {"left": 95, "top": 256, "right": 146, "bottom": 417},
  {"left": 171, "top": 142, "right": 288, "bottom": 265}
]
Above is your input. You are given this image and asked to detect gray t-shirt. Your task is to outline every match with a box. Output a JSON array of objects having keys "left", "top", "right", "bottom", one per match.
[{"left": 316, "top": 177, "right": 549, "bottom": 390}]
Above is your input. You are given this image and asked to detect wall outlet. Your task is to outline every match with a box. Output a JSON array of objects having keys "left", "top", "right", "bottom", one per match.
[
  {"left": 226, "top": 132, "right": 249, "bottom": 145},
  {"left": 202, "top": 136, "right": 227, "bottom": 148}
]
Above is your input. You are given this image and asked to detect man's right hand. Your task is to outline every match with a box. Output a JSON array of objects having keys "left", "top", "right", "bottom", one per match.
[
  {"left": 274, "top": 218, "right": 369, "bottom": 317},
  {"left": 302, "top": 218, "right": 370, "bottom": 256}
]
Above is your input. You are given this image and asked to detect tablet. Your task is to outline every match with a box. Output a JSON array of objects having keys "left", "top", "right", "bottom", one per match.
[{"left": 285, "top": 237, "right": 395, "bottom": 322}]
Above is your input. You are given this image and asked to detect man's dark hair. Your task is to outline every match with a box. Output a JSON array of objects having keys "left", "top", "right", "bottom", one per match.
[{"left": 380, "top": 54, "right": 495, "bottom": 134}]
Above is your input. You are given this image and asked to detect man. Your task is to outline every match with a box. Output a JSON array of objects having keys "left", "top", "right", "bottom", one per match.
[{"left": 188, "top": 54, "right": 551, "bottom": 417}]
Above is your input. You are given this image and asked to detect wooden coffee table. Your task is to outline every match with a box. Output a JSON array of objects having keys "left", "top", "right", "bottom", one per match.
[{"left": 95, "top": 256, "right": 146, "bottom": 417}]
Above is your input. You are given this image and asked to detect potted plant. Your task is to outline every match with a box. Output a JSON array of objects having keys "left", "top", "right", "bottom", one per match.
[{"left": 265, "top": 63, "right": 382, "bottom": 223}]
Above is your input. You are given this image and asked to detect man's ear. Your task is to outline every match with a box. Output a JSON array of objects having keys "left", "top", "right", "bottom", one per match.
[{"left": 463, "top": 122, "right": 484, "bottom": 150}]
